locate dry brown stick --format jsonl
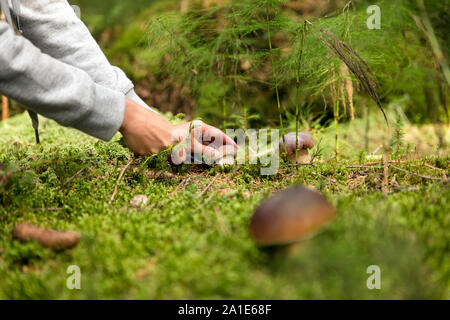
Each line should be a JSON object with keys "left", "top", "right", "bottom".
{"left": 347, "top": 159, "right": 412, "bottom": 169}
{"left": 391, "top": 165, "right": 443, "bottom": 181}
{"left": 424, "top": 163, "right": 445, "bottom": 171}
{"left": 345, "top": 161, "right": 382, "bottom": 168}
{"left": 110, "top": 157, "right": 135, "bottom": 203}
{"left": 169, "top": 176, "right": 191, "bottom": 197}
{"left": 371, "top": 145, "right": 383, "bottom": 155}
{"left": 196, "top": 166, "right": 240, "bottom": 199}
{"left": 424, "top": 163, "right": 447, "bottom": 179}
{"left": 203, "top": 192, "right": 215, "bottom": 206}
{"left": 65, "top": 168, "right": 86, "bottom": 185}
{"left": 56, "top": 168, "right": 86, "bottom": 190}
{"left": 197, "top": 174, "right": 220, "bottom": 199}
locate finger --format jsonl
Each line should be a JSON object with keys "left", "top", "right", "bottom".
{"left": 221, "top": 132, "right": 238, "bottom": 150}
{"left": 169, "top": 144, "right": 187, "bottom": 165}
{"left": 203, "top": 125, "right": 238, "bottom": 151}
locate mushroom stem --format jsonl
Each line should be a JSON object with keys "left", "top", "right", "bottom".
{"left": 288, "top": 149, "right": 311, "bottom": 164}
{"left": 216, "top": 132, "right": 314, "bottom": 165}
{"left": 279, "top": 132, "right": 314, "bottom": 164}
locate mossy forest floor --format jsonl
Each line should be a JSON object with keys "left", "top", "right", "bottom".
{"left": 0, "top": 113, "right": 449, "bottom": 299}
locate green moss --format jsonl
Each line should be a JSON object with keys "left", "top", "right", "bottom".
{"left": 0, "top": 114, "right": 448, "bottom": 299}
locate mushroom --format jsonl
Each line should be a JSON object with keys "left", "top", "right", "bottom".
{"left": 249, "top": 186, "right": 335, "bottom": 246}
{"left": 130, "top": 195, "right": 148, "bottom": 208}
{"left": 13, "top": 223, "right": 81, "bottom": 251}
{"left": 279, "top": 132, "right": 314, "bottom": 164}
{"left": 214, "top": 145, "right": 237, "bottom": 166}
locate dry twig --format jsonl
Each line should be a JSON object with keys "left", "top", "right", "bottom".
{"left": 391, "top": 165, "right": 443, "bottom": 181}
{"left": 110, "top": 158, "right": 135, "bottom": 203}
{"left": 169, "top": 177, "right": 192, "bottom": 196}
{"left": 197, "top": 175, "right": 220, "bottom": 199}
{"left": 56, "top": 168, "right": 86, "bottom": 190}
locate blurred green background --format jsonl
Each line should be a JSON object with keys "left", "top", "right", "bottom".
{"left": 66, "top": 0, "right": 449, "bottom": 131}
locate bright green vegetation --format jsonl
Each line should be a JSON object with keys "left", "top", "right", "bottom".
{"left": 1, "top": 0, "right": 448, "bottom": 300}
{"left": 0, "top": 114, "right": 448, "bottom": 299}
{"left": 74, "top": 0, "right": 448, "bottom": 127}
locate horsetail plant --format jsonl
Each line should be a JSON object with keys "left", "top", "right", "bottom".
{"left": 265, "top": 0, "right": 287, "bottom": 155}
{"left": 294, "top": 22, "right": 307, "bottom": 164}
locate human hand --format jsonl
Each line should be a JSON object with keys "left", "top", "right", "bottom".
{"left": 170, "top": 120, "right": 238, "bottom": 165}
{"left": 120, "top": 99, "right": 237, "bottom": 162}
{"left": 119, "top": 98, "right": 174, "bottom": 155}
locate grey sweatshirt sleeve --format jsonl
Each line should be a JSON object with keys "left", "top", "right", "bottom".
{"left": 0, "top": 21, "right": 126, "bottom": 141}
{"left": 14, "top": 0, "right": 156, "bottom": 112}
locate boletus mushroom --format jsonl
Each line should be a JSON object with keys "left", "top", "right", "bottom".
{"left": 13, "top": 223, "right": 81, "bottom": 251}
{"left": 250, "top": 186, "right": 335, "bottom": 246}
{"left": 279, "top": 132, "right": 314, "bottom": 164}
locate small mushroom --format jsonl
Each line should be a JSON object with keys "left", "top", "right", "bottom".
{"left": 130, "top": 195, "right": 148, "bottom": 208}
{"left": 215, "top": 145, "right": 236, "bottom": 166}
{"left": 241, "top": 60, "right": 252, "bottom": 71}
{"left": 279, "top": 132, "right": 314, "bottom": 164}
{"left": 13, "top": 223, "right": 81, "bottom": 251}
{"left": 250, "top": 186, "right": 335, "bottom": 246}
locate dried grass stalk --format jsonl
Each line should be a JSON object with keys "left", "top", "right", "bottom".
{"left": 319, "top": 29, "right": 388, "bottom": 124}
{"left": 340, "top": 63, "right": 354, "bottom": 120}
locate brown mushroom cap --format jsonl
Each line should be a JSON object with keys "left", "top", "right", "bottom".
{"left": 13, "top": 223, "right": 81, "bottom": 251}
{"left": 250, "top": 186, "right": 335, "bottom": 246}
{"left": 279, "top": 132, "right": 314, "bottom": 154}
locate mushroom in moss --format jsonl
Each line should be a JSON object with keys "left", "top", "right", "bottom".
{"left": 279, "top": 132, "right": 314, "bottom": 164}
{"left": 249, "top": 186, "right": 335, "bottom": 246}
{"left": 130, "top": 195, "right": 148, "bottom": 208}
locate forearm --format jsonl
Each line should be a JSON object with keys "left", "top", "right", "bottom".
{"left": 14, "top": 0, "right": 156, "bottom": 112}
{"left": 0, "top": 21, "right": 125, "bottom": 141}
{"left": 15, "top": 0, "right": 130, "bottom": 92}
